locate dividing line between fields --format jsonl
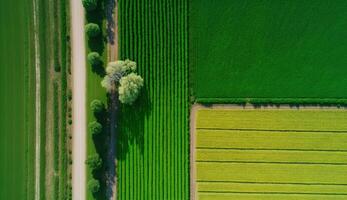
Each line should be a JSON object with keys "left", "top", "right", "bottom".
{"left": 197, "top": 191, "right": 347, "bottom": 196}
{"left": 196, "top": 180, "right": 347, "bottom": 186}
{"left": 33, "top": 0, "right": 41, "bottom": 199}
{"left": 196, "top": 127, "right": 347, "bottom": 133}
{"left": 196, "top": 147, "right": 347, "bottom": 152}
{"left": 195, "top": 160, "right": 347, "bottom": 165}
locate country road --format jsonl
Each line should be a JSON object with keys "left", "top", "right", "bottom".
{"left": 71, "top": 0, "right": 87, "bottom": 199}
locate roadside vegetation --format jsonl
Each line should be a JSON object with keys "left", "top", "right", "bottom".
{"left": 38, "top": 0, "right": 72, "bottom": 199}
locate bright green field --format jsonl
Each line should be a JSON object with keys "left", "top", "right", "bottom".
{"left": 195, "top": 108, "right": 347, "bottom": 199}
{"left": 0, "top": 0, "right": 35, "bottom": 199}
{"left": 117, "top": 0, "right": 189, "bottom": 199}
{"left": 190, "top": 0, "right": 347, "bottom": 101}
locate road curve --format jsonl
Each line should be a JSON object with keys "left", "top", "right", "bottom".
{"left": 70, "top": 0, "right": 87, "bottom": 199}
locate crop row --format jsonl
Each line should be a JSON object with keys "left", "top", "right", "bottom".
{"left": 118, "top": 0, "right": 189, "bottom": 199}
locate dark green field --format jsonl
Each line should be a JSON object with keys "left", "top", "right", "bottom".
{"left": 0, "top": 0, "right": 35, "bottom": 199}
{"left": 190, "top": 0, "right": 347, "bottom": 101}
{"left": 118, "top": 0, "right": 189, "bottom": 199}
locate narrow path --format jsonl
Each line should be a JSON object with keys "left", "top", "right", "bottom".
{"left": 70, "top": 0, "right": 87, "bottom": 199}
{"left": 106, "top": 0, "right": 118, "bottom": 199}
{"left": 33, "top": 0, "right": 41, "bottom": 198}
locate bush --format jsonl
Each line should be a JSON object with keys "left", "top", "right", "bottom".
{"left": 85, "top": 154, "right": 102, "bottom": 170}
{"left": 87, "top": 179, "right": 100, "bottom": 194}
{"left": 90, "top": 99, "right": 105, "bottom": 115}
{"left": 88, "top": 52, "right": 101, "bottom": 67}
{"left": 67, "top": 89, "right": 72, "bottom": 101}
{"left": 88, "top": 121, "right": 102, "bottom": 136}
{"left": 82, "top": 0, "right": 97, "bottom": 11}
{"left": 85, "top": 23, "right": 100, "bottom": 37}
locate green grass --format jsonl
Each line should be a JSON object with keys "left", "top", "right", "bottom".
{"left": 194, "top": 108, "right": 347, "bottom": 199}
{"left": 117, "top": 0, "right": 190, "bottom": 199}
{"left": 190, "top": 0, "right": 347, "bottom": 102}
{"left": 0, "top": 0, "right": 35, "bottom": 199}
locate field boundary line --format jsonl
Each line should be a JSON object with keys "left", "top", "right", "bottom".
{"left": 196, "top": 147, "right": 347, "bottom": 152}
{"left": 195, "top": 103, "right": 346, "bottom": 110}
{"left": 33, "top": 0, "right": 41, "bottom": 198}
{"left": 195, "top": 160, "right": 347, "bottom": 165}
{"left": 197, "top": 191, "right": 347, "bottom": 196}
{"left": 196, "top": 180, "right": 347, "bottom": 186}
{"left": 196, "top": 128, "right": 347, "bottom": 133}
{"left": 105, "top": 0, "right": 118, "bottom": 199}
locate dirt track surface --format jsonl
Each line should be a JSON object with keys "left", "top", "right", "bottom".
{"left": 71, "top": 0, "right": 87, "bottom": 199}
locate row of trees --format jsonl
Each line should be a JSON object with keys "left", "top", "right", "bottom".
{"left": 85, "top": 99, "right": 105, "bottom": 195}
{"left": 82, "top": 0, "right": 103, "bottom": 196}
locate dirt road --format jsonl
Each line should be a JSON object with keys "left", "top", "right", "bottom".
{"left": 32, "top": 0, "right": 41, "bottom": 199}
{"left": 70, "top": 0, "right": 87, "bottom": 199}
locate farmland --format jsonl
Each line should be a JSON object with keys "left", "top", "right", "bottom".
{"left": 190, "top": 0, "right": 347, "bottom": 103}
{"left": 193, "top": 107, "right": 347, "bottom": 200}
{"left": 0, "top": 0, "right": 35, "bottom": 199}
{"left": 117, "top": 0, "right": 190, "bottom": 199}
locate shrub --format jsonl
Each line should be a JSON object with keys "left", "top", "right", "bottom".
{"left": 87, "top": 52, "right": 101, "bottom": 67}
{"left": 88, "top": 121, "right": 102, "bottom": 136}
{"left": 118, "top": 73, "right": 144, "bottom": 105}
{"left": 90, "top": 99, "right": 105, "bottom": 115}
{"left": 67, "top": 89, "right": 72, "bottom": 101}
{"left": 85, "top": 23, "right": 100, "bottom": 37}
{"left": 87, "top": 179, "right": 100, "bottom": 194}
{"left": 85, "top": 154, "right": 102, "bottom": 170}
{"left": 82, "top": 0, "right": 97, "bottom": 11}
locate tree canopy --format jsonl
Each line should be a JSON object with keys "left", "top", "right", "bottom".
{"left": 85, "top": 154, "right": 102, "bottom": 170}
{"left": 87, "top": 52, "right": 101, "bottom": 67}
{"left": 85, "top": 23, "right": 100, "bottom": 37}
{"left": 90, "top": 99, "right": 105, "bottom": 115}
{"left": 82, "top": 0, "right": 98, "bottom": 11}
{"left": 118, "top": 73, "right": 144, "bottom": 104}
{"left": 87, "top": 179, "right": 100, "bottom": 194}
{"left": 101, "top": 59, "right": 143, "bottom": 104}
{"left": 88, "top": 121, "right": 102, "bottom": 136}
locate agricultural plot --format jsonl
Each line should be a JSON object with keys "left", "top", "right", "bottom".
{"left": 0, "top": 0, "right": 36, "bottom": 199}
{"left": 117, "top": 0, "right": 189, "bottom": 199}
{"left": 193, "top": 108, "right": 347, "bottom": 200}
{"left": 190, "top": 0, "right": 347, "bottom": 103}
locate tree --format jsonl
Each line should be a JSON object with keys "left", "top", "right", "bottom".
{"left": 90, "top": 99, "right": 105, "bottom": 115}
{"left": 88, "top": 179, "right": 100, "bottom": 194}
{"left": 85, "top": 154, "right": 102, "bottom": 170}
{"left": 82, "top": 0, "right": 98, "bottom": 11}
{"left": 118, "top": 73, "right": 144, "bottom": 105}
{"left": 88, "top": 121, "right": 102, "bottom": 136}
{"left": 85, "top": 23, "right": 100, "bottom": 37}
{"left": 101, "top": 59, "right": 138, "bottom": 92}
{"left": 87, "top": 52, "right": 101, "bottom": 66}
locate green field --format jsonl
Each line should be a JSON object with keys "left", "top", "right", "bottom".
{"left": 194, "top": 108, "right": 347, "bottom": 199}
{"left": 117, "top": 0, "right": 190, "bottom": 199}
{"left": 190, "top": 0, "right": 347, "bottom": 102}
{"left": 0, "top": 0, "right": 36, "bottom": 199}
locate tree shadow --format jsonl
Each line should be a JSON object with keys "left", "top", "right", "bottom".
{"left": 90, "top": 108, "right": 109, "bottom": 200}
{"left": 91, "top": 62, "right": 106, "bottom": 77}
{"left": 116, "top": 86, "right": 151, "bottom": 160}
{"left": 88, "top": 35, "right": 106, "bottom": 55}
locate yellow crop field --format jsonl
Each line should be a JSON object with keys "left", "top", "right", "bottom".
{"left": 192, "top": 108, "right": 347, "bottom": 200}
